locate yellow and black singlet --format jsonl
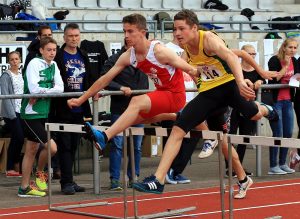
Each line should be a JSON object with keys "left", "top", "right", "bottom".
{"left": 184, "top": 30, "right": 235, "bottom": 92}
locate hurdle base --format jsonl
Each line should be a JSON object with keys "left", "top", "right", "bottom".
{"left": 50, "top": 201, "right": 122, "bottom": 219}
{"left": 129, "top": 206, "right": 196, "bottom": 219}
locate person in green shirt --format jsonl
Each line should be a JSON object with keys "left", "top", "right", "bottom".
{"left": 18, "top": 37, "right": 64, "bottom": 198}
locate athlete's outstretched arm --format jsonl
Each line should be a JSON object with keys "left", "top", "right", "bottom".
{"left": 67, "top": 50, "right": 130, "bottom": 108}
{"left": 232, "top": 49, "right": 277, "bottom": 80}
{"left": 154, "top": 44, "right": 199, "bottom": 77}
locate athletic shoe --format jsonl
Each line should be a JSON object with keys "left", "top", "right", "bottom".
{"left": 279, "top": 164, "right": 295, "bottom": 174}
{"left": 165, "top": 169, "right": 177, "bottom": 184}
{"left": 6, "top": 170, "right": 22, "bottom": 177}
{"left": 84, "top": 122, "right": 106, "bottom": 151}
{"left": 18, "top": 185, "right": 46, "bottom": 197}
{"left": 289, "top": 150, "right": 300, "bottom": 169}
{"left": 198, "top": 140, "right": 218, "bottom": 159}
{"left": 268, "top": 166, "right": 287, "bottom": 175}
{"left": 61, "top": 183, "right": 76, "bottom": 195}
{"left": 234, "top": 176, "right": 253, "bottom": 199}
{"left": 35, "top": 171, "right": 48, "bottom": 191}
{"left": 174, "top": 174, "right": 191, "bottom": 184}
{"left": 110, "top": 180, "right": 123, "bottom": 191}
{"left": 72, "top": 182, "right": 85, "bottom": 192}
{"left": 225, "top": 169, "right": 237, "bottom": 178}
{"left": 262, "top": 103, "right": 279, "bottom": 121}
{"left": 132, "top": 175, "right": 164, "bottom": 194}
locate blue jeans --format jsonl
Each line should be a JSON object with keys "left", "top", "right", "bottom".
{"left": 109, "top": 114, "right": 143, "bottom": 181}
{"left": 269, "top": 100, "right": 294, "bottom": 168}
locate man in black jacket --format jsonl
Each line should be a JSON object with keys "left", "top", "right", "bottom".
{"left": 101, "top": 41, "right": 149, "bottom": 190}
{"left": 52, "top": 23, "right": 97, "bottom": 195}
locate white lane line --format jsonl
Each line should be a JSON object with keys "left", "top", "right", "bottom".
{"left": 0, "top": 209, "right": 49, "bottom": 217}
{"left": 159, "top": 200, "right": 300, "bottom": 218}
{"left": 2, "top": 181, "right": 300, "bottom": 216}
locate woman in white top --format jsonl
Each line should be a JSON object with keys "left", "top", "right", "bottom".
{"left": 0, "top": 51, "right": 24, "bottom": 177}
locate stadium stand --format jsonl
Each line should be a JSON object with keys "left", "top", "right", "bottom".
{"left": 182, "top": 0, "right": 202, "bottom": 10}
{"left": 98, "top": 0, "right": 119, "bottom": 8}
{"left": 212, "top": 14, "right": 232, "bottom": 31}
{"left": 231, "top": 14, "right": 252, "bottom": 30}
{"left": 221, "top": 0, "right": 239, "bottom": 10}
{"left": 142, "top": 0, "right": 162, "bottom": 9}
{"left": 162, "top": 0, "right": 182, "bottom": 9}
{"left": 258, "top": 0, "right": 274, "bottom": 10}
{"left": 250, "top": 14, "right": 271, "bottom": 30}
{"left": 106, "top": 14, "right": 123, "bottom": 31}
{"left": 240, "top": 0, "right": 258, "bottom": 10}
{"left": 83, "top": 13, "right": 106, "bottom": 31}
{"left": 120, "top": 0, "right": 142, "bottom": 9}
{"left": 53, "top": 0, "right": 76, "bottom": 8}
{"left": 76, "top": 0, "right": 99, "bottom": 8}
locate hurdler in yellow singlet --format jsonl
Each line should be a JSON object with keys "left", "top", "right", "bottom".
{"left": 184, "top": 30, "right": 235, "bottom": 92}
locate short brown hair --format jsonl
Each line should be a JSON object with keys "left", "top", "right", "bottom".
{"left": 174, "top": 9, "right": 199, "bottom": 28}
{"left": 40, "top": 37, "right": 57, "bottom": 48}
{"left": 38, "top": 25, "right": 52, "bottom": 36}
{"left": 122, "top": 13, "right": 147, "bottom": 30}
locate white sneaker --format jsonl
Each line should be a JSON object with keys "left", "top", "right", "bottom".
{"left": 268, "top": 166, "right": 287, "bottom": 175}
{"left": 279, "top": 164, "right": 295, "bottom": 174}
{"left": 198, "top": 140, "right": 218, "bottom": 159}
{"left": 234, "top": 176, "right": 253, "bottom": 199}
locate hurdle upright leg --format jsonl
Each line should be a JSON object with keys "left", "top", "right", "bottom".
{"left": 129, "top": 129, "right": 138, "bottom": 218}
{"left": 123, "top": 130, "right": 129, "bottom": 219}
{"left": 217, "top": 132, "right": 225, "bottom": 219}
{"left": 227, "top": 135, "right": 234, "bottom": 219}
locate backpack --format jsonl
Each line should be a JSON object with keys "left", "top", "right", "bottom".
{"left": 241, "top": 8, "right": 255, "bottom": 21}
{"left": 153, "top": 12, "right": 173, "bottom": 31}
{"left": 0, "top": 4, "right": 16, "bottom": 31}
{"left": 270, "top": 16, "right": 297, "bottom": 30}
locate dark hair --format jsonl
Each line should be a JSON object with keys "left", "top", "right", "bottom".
{"left": 122, "top": 13, "right": 147, "bottom": 30}
{"left": 38, "top": 25, "right": 52, "bottom": 36}
{"left": 64, "top": 23, "right": 80, "bottom": 33}
{"left": 40, "top": 37, "right": 57, "bottom": 48}
{"left": 174, "top": 9, "right": 199, "bottom": 28}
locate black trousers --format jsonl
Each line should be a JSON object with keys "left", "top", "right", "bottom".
{"left": 56, "top": 113, "right": 83, "bottom": 186}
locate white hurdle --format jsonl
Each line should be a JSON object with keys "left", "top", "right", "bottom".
{"left": 45, "top": 123, "right": 224, "bottom": 218}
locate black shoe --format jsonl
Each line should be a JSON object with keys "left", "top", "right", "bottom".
{"left": 225, "top": 170, "right": 237, "bottom": 178}
{"left": 204, "top": 0, "right": 228, "bottom": 10}
{"left": 72, "top": 182, "right": 85, "bottom": 192}
{"left": 61, "top": 183, "right": 76, "bottom": 195}
{"left": 244, "top": 170, "right": 253, "bottom": 176}
{"left": 132, "top": 175, "right": 164, "bottom": 194}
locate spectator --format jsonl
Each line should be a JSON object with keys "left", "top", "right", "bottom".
{"left": 225, "top": 44, "right": 264, "bottom": 177}
{"left": 0, "top": 51, "right": 24, "bottom": 177}
{"left": 18, "top": 37, "right": 64, "bottom": 197}
{"left": 268, "top": 38, "right": 298, "bottom": 175}
{"left": 53, "top": 23, "right": 95, "bottom": 195}
{"left": 23, "top": 25, "right": 60, "bottom": 178}
{"left": 100, "top": 40, "right": 148, "bottom": 190}
{"left": 23, "top": 25, "right": 53, "bottom": 73}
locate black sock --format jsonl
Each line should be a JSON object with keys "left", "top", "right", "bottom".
{"left": 103, "top": 132, "right": 108, "bottom": 143}
{"left": 239, "top": 176, "right": 248, "bottom": 184}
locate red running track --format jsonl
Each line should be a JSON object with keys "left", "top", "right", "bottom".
{"left": 1, "top": 178, "right": 300, "bottom": 218}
